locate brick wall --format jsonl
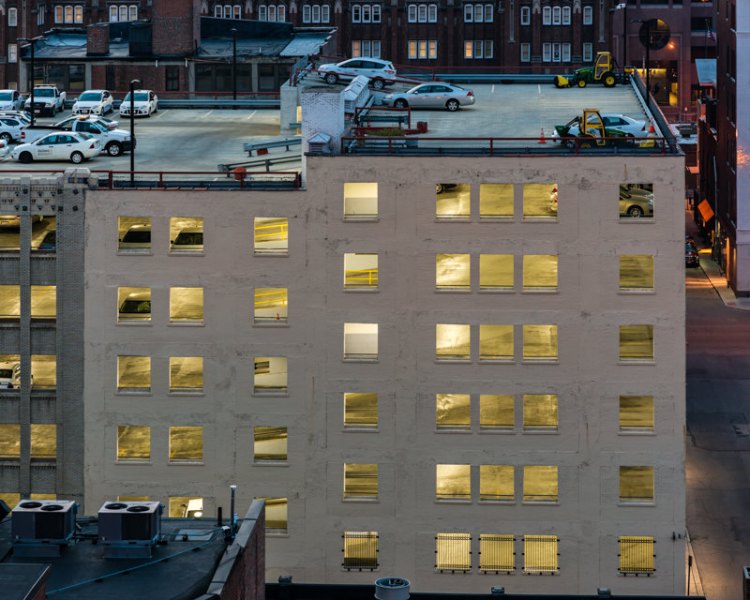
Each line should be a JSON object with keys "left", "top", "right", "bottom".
{"left": 151, "top": 0, "right": 201, "bottom": 57}
{"left": 87, "top": 23, "right": 110, "bottom": 56}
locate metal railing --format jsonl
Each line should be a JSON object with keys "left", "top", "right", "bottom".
{"left": 618, "top": 536, "right": 656, "bottom": 574}
{"left": 479, "top": 534, "right": 515, "bottom": 572}
{"left": 344, "top": 268, "right": 378, "bottom": 288}
{"left": 342, "top": 531, "right": 379, "bottom": 570}
{"left": 523, "top": 535, "right": 559, "bottom": 574}
{"left": 435, "top": 533, "right": 472, "bottom": 571}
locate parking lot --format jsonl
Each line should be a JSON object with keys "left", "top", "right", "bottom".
{"left": 0, "top": 82, "right": 654, "bottom": 173}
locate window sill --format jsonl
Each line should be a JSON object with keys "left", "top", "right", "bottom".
{"left": 618, "top": 500, "right": 655, "bottom": 507}
{"left": 169, "top": 251, "right": 205, "bottom": 257}
{"left": 479, "top": 216, "right": 514, "bottom": 222}
{"left": 168, "top": 461, "right": 205, "bottom": 466}
{"left": 618, "top": 429, "right": 656, "bottom": 436}
{"left": 435, "top": 498, "right": 471, "bottom": 504}
{"left": 618, "top": 288, "right": 655, "bottom": 295}
{"left": 116, "top": 460, "right": 152, "bottom": 465}
{"left": 117, "top": 320, "right": 152, "bottom": 326}
{"left": 435, "top": 217, "right": 471, "bottom": 223}
{"left": 522, "top": 288, "right": 558, "bottom": 294}
{"left": 479, "top": 499, "right": 515, "bottom": 505}
{"left": 617, "top": 360, "right": 655, "bottom": 366}
{"left": 343, "top": 565, "right": 380, "bottom": 572}
{"left": 169, "top": 321, "right": 205, "bottom": 327}
{"left": 117, "top": 250, "right": 152, "bottom": 256}
{"left": 168, "top": 390, "right": 205, "bottom": 396}
{"left": 434, "top": 358, "right": 471, "bottom": 364}
{"left": 267, "top": 530, "right": 289, "bottom": 538}
{"left": 253, "top": 460, "right": 289, "bottom": 466}
{"left": 253, "top": 390, "right": 289, "bottom": 397}
{"left": 253, "top": 252, "right": 289, "bottom": 257}
{"left": 253, "top": 320, "right": 290, "bottom": 327}
{"left": 343, "top": 287, "right": 379, "bottom": 293}
{"left": 343, "top": 216, "right": 379, "bottom": 223}
{"left": 479, "top": 358, "right": 514, "bottom": 364}
{"left": 436, "top": 427, "right": 472, "bottom": 433}
{"left": 479, "top": 427, "right": 515, "bottom": 434}
{"left": 343, "top": 357, "right": 379, "bottom": 363}
{"left": 522, "top": 428, "right": 559, "bottom": 434}
{"left": 522, "top": 217, "right": 557, "bottom": 223}
{"left": 343, "top": 426, "right": 379, "bottom": 433}
{"left": 522, "top": 358, "right": 559, "bottom": 364}
{"left": 435, "top": 287, "right": 471, "bottom": 293}
{"left": 522, "top": 500, "right": 559, "bottom": 506}
{"left": 479, "top": 287, "right": 515, "bottom": 293}
{"left": 116, "top": 389, "right": 152, "bottom": 395}
{"left": 342, "top": 497, "right": 379, "bottom": 503}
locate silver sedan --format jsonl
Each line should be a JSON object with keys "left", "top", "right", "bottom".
{"left": 382, "top": 83, "right": 476, "bottom": 112}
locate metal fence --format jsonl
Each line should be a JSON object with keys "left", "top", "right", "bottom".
{"left": 435, "top": 533, "right": 472, "bottom": 571}
{"left": 618, "top": 536, "right": 655, "bottom": 575}
{"left": 479, "top": 534, "right": 515, "bottom": 572}
{"left": 523, "top": 535, "right": 559, "bottom": 574}
{"left": 343, "top": 531, "right": 379, "bottom": 570}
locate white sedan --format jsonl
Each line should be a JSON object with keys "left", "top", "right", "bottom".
{"left": 119, "top": 89, "right": 158, "bottom": 117}
{"left": 11, "top": 132, "right": 101, "bottom": 164}
{"left": 382, "top": 83, "right": 476, "bottom": 112}
{"left": 565, "top": 113, "right": 648, "bottom": 138}
{"left": 72, "top": 89, "right": 114, "bottom": 115}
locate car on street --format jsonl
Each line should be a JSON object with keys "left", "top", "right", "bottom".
{"left": 685, "top": 241, "right": 700, "bottom": 268}
{"left": 0, "top": 90, "right": 24, "bottom": 112}
{"left": 382, "top": 83, "right": 476, "bottom": 112}
{"left": 119, "top": 224, "right": 151, "bottom": 250}
{"left": 11, "top": 131, "right": 101, "bottom": 164}
{"left": 171, "top": 228, "right": 204, "bottom": 252}
{"left": 619, "top": 184, "right": 654, "bottom": 218}
{"left": 0, "top": 115, "right": 27, "bottom": 143}
{"left": 119, "top": 90, "right": 158, "bottom": 117}
{"left": 72, "top": 89, "right": 114, "bottom": 115}
{"left": 318, "top": 58, "right": 397, "bottom": 89}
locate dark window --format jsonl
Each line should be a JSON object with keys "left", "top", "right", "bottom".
{"left": 165, "top": 67, "right": 180, "bottom": 92}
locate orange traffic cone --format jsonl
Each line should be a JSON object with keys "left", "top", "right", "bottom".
{"left": 539, "top": 127, "right": 547, "bottom": 144}
{"left": 648, "top": 123, "right": 655, "bottom": 134}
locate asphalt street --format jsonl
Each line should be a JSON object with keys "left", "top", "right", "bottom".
{"left": 686, "top": 214, "right": 750, "bottom": 600}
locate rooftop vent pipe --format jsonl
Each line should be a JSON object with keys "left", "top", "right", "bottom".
{"left": 374, "top": 577, "right": 410, "bottom": 600}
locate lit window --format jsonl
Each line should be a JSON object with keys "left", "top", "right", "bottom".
{"left": 619, "top": 184, "right": 654, "bottom": 219}
{"left": 344, "top": 254, "right": 378, "bottom": 289}
{"left": 168, "top": 496, "right": 203, "bottom": 518}
{"left": 522, "top": 325, "right": 558, "bottom": 360}
{"left": 435, "top": 533, "right": 471, "bottom": 571}
{"left": 31, "top": 286, "right": 56, "bottom": 319}
{"left": 169, "top": 357, "right": 203, "bottom": 392}
{"left": 254, "top": 426, "right": 287, "bottom": 461}
{"left": 254, "top": 356, "right": 287, "bottom": 393}
{"left": 0, "top": 493, "right": 20, "bottom": 509}
{"left": 254, "top": 288, "right": 288, "bottom": 322}
{"left": 436, "top": 183, "right": 470, "bottom": 219}
{"left": 30, "top": 494, "right": 57, "bottom": 500}
{"left": 619, "top": 466, "right": 654, "bottom": 502}
{"left": 523, "top": 183, "right": 557, "bottom": 220}
{"left": 118, "top": 217, "right": 151, "bottom": 253}
{"left": 0, "top": 424, "right": 20, "bottom": 458}
{"left": 0, "top": 285, "right": 19, "bottom": 318}
{"left": 523, "top": 535, "right": 559, "bottom": 573}
{"left": 118, "top": 287, "right": 151, "bottom": 323}
{"left": 343, "top": 531, "right": 378, "bottom": 569}
{"left": 254, "top": 217, "right": 288, "bottom": 254}
{"left": 619, "top": 255, "right": 654, "bottom": 290}
{"left": 344, "top": 392, "right": 378, "bottom": 428}
{"left": 30, "top": 424, "right": 56, "bottom": 460}
{"left": 523, "top": 465, "right": 558, "bottom": 502}
{"left": 479, "top": 184, "right": 513, "bottom": 218}
{"left": 479, "top": 325, "right": 514, "bottom": 360}
{"left": 170, "top": 217, "right": 204, "bottom": 253}
{"left": 479, "top": 395, "right": 514, "bottom": 429}
{"left": 117, "top": 355, "right": 151, "bottom": 391}
{"left": 523, "top": 255, "right": 558, "bottom": 290}
{"left": 343, "top": 323, "right": 378, "bottom": 360}
{"left": 169, "top": 287, "right": 203, "bottom": 323}
{"left": 479, "top": 255, "right": 514, "bottom": 290}
{"left": 480, "top": 534, "right": 515, "bottom": 572}
{"left": 257, "top": 497, "right": 288, "bottom": 531}
{"left": 436, "top": 393, "right": 470, "bottom": 429}
{"left": 436, "top": 464, "right": 471, "bottom": 500}
{"left": 619, "top": 325, "right": 654, "bottom": 361}
{"left": 618, "top": 536, "right": 656, "bottom": 574}
{"left": 343, "top": 183, "right": 378, "bottom": 219}
{"left": 523, "top": 394, "right": 558, "bottom": 430}
{"left": 343, "top": 463, "right": 378, "bottom": 499}
{"left": 480, "top": 465, "right": 514, "bottom": 501}
{"left": 436, "top": 254, "right": 470, "bottom": 290}
{"left": 619, "top": 395, "right": 654, "bottom": 431}
{"left": 117, "top": 425, "right": 151, "bottom": 461}
{"left": 31, "top": 355, "right": 56, "bottom": 389}
{"left": 436, "top": 323, "right": 470, "bottom": 360}
{"left": 169, "top": 426, "right": 204, "bottom": 462}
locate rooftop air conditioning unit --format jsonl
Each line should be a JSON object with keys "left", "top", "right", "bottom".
{"left": 307, "top": 132, "right": 333, "bottom": 155}
{"left": 343, "top": 75, "right": 371, "bottom": 114}
{"left": 98, "top": 501, "right": 163, "bottom": 546}
{"left": 11, "top": 500, "right": 77, "bottom": 556}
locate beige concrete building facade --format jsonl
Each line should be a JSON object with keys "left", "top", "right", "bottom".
{"left": 83, "top": 152, "right": 686, "bottom": 594}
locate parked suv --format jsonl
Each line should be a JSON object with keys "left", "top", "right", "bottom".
{"left": 318, "top": 58, "right": 397, "bottom": 89}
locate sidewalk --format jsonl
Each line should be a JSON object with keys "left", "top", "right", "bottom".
{"left": 685, "top": 209, "right": 750, "bottom": 310}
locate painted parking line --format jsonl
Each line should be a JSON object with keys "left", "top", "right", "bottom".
{"left": 245, "top": 111, "right": 257, "bottom": 120}
{"left": 153, "top": 110, "right": 168, "bottom": 118}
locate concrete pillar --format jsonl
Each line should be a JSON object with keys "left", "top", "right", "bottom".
{"left": 279, "top": 81, "right": 300, "bottom": 135}
{"left": 251, "top": 62, "right": 259, "bottom": 93}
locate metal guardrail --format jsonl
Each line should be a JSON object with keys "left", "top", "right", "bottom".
{"left": 243, "top": 137, "right": 301, "bottom": 155}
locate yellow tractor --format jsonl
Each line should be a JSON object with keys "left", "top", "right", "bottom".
{"left": 554, "top": 52, "right": 630, "bottom": 88}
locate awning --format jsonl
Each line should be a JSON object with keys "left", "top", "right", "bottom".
{"left": 698, "top": 199, "right": 715, "bottom": 222}
{"left": 694, "top": 59, "right": 717, "bottom": 87}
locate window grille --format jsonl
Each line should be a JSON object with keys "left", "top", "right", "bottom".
{"left": 618, "top": 536, "right": 655, "bottom": 574}
{"left": 523, "top": 535, "right": 559, "bottom": 573}
{"left": 343, "top": 531, "right": 379, "bottom": 569}
{"left": 479, "top": 534, "right": 515, "bottom": 572}
{"left": 435, "top": 533, "right": 472, "bottom": 571}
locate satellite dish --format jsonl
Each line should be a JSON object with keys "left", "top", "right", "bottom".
{"left": 639, "top": 19, "right": 671, "bottom": 51}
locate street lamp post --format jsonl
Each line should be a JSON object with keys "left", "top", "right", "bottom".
{"left": 129, "top": 79, "right": 141, "bottom": 187}
{"left": 18, "top": 37, "right": 40, "bottom": 127}
{"left": 231, "top": 28, "right": 238, "bottom": 101}
{"left": 611, "top": 2, "right": 628, "bottom": 68}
